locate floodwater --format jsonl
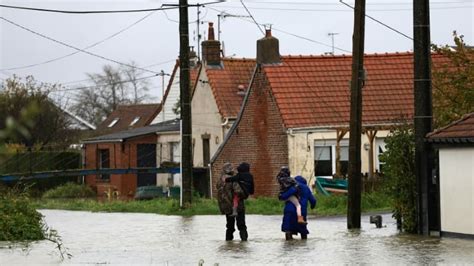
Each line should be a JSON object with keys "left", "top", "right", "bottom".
{"left": 1, "top": 210, "right": 473, "bottom": 265}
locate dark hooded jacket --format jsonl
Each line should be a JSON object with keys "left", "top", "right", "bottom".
{"left": 279, "top": 176, "right": 317, "bottom": 234}
{"left": 225, "top": 162, "right": 255, "bottom": 198}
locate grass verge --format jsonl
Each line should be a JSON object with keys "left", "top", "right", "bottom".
{"left": 33, "top": 191, "right": 392, "bottom": 216}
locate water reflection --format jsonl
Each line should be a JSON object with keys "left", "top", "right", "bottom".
{"left": 0, "top": 210, "right": 473, "bottom": 265}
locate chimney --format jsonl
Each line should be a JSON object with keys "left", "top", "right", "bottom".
{"left": 201, "top": 22, "right": 221, "bottom": 66}
{"left": 257, "top": 28, "right": 280, "bottom": 64}
{"left": 189, "top": 46, "right": 198, "bottom": 68}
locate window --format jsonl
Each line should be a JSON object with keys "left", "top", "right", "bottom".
{"left": 375, "top": 139, "right": 386, "bottom": 173}
{"left": 170, "top": 142, "right": 180, "bottom": 163}
{"left": 314, "top": 140, "right": 349, "bottom": 177}
{"left": 108, "top": 118, "right": 119, "bottom": 128}
{"left": 315, "top": 146, "right": 332, "bottom": 176}
{"left": 129, "top": 116, "right": 141, "bottom": 126}
{"left": 98, "top": 149, "right": 110, "bottom": 180}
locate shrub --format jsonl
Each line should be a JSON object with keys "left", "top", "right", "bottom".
{"left": 0, "top": 186, "right": 45, "bottom": 241}
{"left": 43, "top": 183, "right": 96, "bottom": 199}
{"left": 380, "top": 126, "right": 417, "bottom": 233}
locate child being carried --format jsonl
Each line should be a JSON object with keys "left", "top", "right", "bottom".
{"left": 277, "top": 166, "right": 306, "bottom": 224}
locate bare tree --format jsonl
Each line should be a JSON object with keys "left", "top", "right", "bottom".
{"left": 71, "top": 63, "right": 154, "bottom": 126}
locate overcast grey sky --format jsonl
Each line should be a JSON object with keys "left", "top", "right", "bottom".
{"left": 0, "top": 0, "right": 472, "bottom": 105}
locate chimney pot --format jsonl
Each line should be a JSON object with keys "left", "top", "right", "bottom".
{"left": 208, "top": 22, "right": 215, "bottom": 41}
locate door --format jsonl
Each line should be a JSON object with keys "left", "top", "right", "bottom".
{"left": 137, "top": 144, "right": 157, "bottom": 187}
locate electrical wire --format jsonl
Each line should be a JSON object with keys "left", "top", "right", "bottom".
{"left": 0, "top": 16, "right": 160, "bottom": 75}
{"left": 0, "top": 4, "right": 177, "bottom": 14}
{"left": 339, "top": 0, "right": 413, "bottom": 40}
{"left": 240, "top": 0, "right": 265, "bottom": 35}
{"left": 0, "top": 11, "right": 158, "bottom": 71}
{"left": 53, "top": 74, "right": 161, "bottom": 92}
{"left": 207, "top": 6, "right": 351, "bottom": 53}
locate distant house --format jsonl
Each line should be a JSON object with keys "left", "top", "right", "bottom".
{"left": 95, "top": 104, "right": 161, "bottom": 136}
{"left": 427, "top": 112, "right": 474, "bottom": 238}
{"left": 82, "top": 119, "right": 180, "bottom": 199}
{"left": 191, "top": 22, "right": 255, "bottom": 168}
{"left": 210, "top": 29, "right": 448, "bottom": 197}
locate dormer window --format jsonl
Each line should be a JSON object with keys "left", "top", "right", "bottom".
{"left": 108, "top": 118, "right": 119, "bottom": 128}
{"left": 130, "top": 116, "right": 141, "bottom": 126}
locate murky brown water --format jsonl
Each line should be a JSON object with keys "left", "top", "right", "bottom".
{"left": 1, "top": 210, "right": 473, "bottom": 265}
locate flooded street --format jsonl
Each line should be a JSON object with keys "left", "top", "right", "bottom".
{"left": 1, "top": 210, "right": 473, "bottom": 265}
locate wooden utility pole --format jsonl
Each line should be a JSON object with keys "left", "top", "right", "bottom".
{"left": 179, "top": 0, "right": 193, "bottom": 205}
{"left": 347, "top": 0, "right": 366, "bottom": 229}
{"left": 413, "top": 0, "right": 432, "bottom": 235}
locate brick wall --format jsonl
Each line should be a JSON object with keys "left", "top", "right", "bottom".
{"left": 211, "top": 66, "right": 288, "bottom": 197}
{"left": 84, "top": 134, "right": 157, "bottom": 200}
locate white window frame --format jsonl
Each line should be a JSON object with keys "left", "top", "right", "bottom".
{"left": 314, "top": 139, "right": 349, "bottom": 177}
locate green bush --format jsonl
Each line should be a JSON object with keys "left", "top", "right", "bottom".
{"left": 380, "top": 126, "right": 417, "bottom": 233}
{"left": 43, "top": 183, "right": 96, "bottom": 199}
{"left": 0, "top": 187, "right": 45, "bottom": 241}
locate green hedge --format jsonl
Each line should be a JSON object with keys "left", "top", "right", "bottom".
{"left": 43, "top": 183, "right": 96, "bottom": 199}
{"left": 0, "top": 151, "right": 81, "bottom": 195}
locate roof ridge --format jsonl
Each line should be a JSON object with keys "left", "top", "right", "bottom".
{"left": 427, "top": 112, "right": 474, "bottom": 138}
{"left": 280, "top": 51, "right": 414, "bottom": 59}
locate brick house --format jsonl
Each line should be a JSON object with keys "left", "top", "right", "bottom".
{"left": 82, "top": 119, "right": 180, "bottom": 199}
{"left": 427, "top": 113, "right": 474, "bottom": 238}
{"left": 191, "top": 22, "right": 255, "bottom": 168}
{"left": 210, "top": 29, "right": 448, "bottom": 197}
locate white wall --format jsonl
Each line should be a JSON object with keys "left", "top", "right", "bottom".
{"left": 287, "top": 129, "right": 390, "bottom": 183}
{"left": 191, "top": 69, "right": 231, "bottom": 167}
{"left": 152, "top": 68, "right": 180, "bottom": 124}
{"left": 439, "top": 147, "right": 474, "bottom": 235}
{"left": 156, "top": 133, "right": 181, "bottom": 187}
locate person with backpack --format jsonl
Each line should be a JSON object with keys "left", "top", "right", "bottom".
{"left": 223, "top": 162, "right": 254, "bottom": 241}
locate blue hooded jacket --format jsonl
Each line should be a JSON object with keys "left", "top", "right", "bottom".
{"left": 279, "top": 176, "right": 317, "bottom": 234}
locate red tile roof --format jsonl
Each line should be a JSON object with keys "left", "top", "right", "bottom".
{"left": 427, "top": 112, "right": 474, "bottom": 143}
{"left": 95, "top": 104, "right": 161, "bottom": 135}
{"left": 205, "top": 58, "right": 256, "bottom": 118}
{"left": 263, "top": 52, "right": 448, "bottom": 129}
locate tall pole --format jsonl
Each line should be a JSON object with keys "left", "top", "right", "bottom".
{"left": 179, "top": 0, "right": 193, "bottom": 205}
{"left": 347, "top": 0, "right": 366, "bottom": 229}
{"left": 161, "top": 70, "right": 165, "bottom": 122}
{"left": 413, "top": 0, "right": 432, "bottom": 235}
{"left": 196, "top": 4, "right": 201, "bottom": 60}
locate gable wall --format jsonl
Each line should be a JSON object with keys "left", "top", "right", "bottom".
{"left": 211, "top": 67, "right": 288, "bottom": 197}
{"left": 192, "top": 69, "right": 227, "bottom": 167}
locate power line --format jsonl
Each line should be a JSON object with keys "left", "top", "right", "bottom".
{"left": 240, "top": 0, "right": 265, "bottom": 35}
{"left": 0, "top": 16, "right": 160, "bottom": 75}
{"left": 207, "top": 6, "right": 351, "bottom": 53}
{"left": 339, "top": 0, "right": 413, "bottom": 40}
{"left": 0, "top": 11, "right": 158, "bottom": 71}
{"left": 54, "top": 74, "right": 164, "bottom": 92}
{"left": 0, "top": 4, "right": 177, "bottom": 14}
{"left": 213, "top": 4, "right": 473, "bottom": 12}
{"left": 239, "top": 0, "right": 472, "bottom": 6}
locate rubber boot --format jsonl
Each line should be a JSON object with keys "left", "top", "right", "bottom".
{"left": 285, "top": 232, "right": 293, "bottom": 241}
{"left": 301, "top": 234, "right": 307, "bottom": 240}
{"left": 239, "top": 230, "right": 248, "bottom": 241}
{"left": 226, "top": 231, "right": 234, "bottom": 241}
{"left": 297, "top": 215, "right": 307, "bottom": 224}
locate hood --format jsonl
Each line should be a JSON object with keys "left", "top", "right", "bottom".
{"left": 237, "top": 162, "right": 250, "bottom": 173}
{"left": 222, "top": 162, "right": 234, "bottom": 174}
{"left": 295, "top": 175, "right": 307, "bottom": 185}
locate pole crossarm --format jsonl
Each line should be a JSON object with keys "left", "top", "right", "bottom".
{"left": 0, "top": 167, "right": 180, "bottom": 181}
